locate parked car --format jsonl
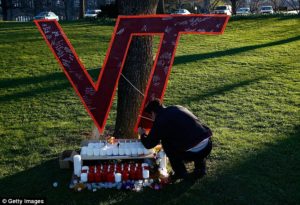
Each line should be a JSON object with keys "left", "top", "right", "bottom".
{"left": 260, "top": 6, "right": 274, "bottom": 14}
{"left": 213, "top": 5, "right": 232, "bottom": 15}
{"left": 34, "top": 11, "right": 59, "bottom": 21}
{"left": 171, "top": 9, "right": 191, "bottom": 15}
{"left": 84, "top": 9, "right": 102, "bottom": 19}
{"left": 236, "top": 7, "right": 251, "bottom": 15}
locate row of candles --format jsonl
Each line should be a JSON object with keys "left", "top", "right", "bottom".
{"left": 80, "top": 141, "right": 154, "bottom": 157}
{"left": 80, "top": 163, "right": 150, "bottom": 183}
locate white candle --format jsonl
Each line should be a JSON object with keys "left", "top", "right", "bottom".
{"left": 119, "top": 148, "right": 125, "bottom": 155}
{"left": 137, "top": 148, "right": 144, "bottom": 155}
{"left": 80, "top": 146, "right": 87, "bottom": 155}
{"left": 143, "top": 148, "right": 150, "bottom": 155}
{"left": 158, "top": 150, "right": 167, "bottom": 170}
{"left": 131, "top": 147, "right": 138, "bottom": 155}
{"left": 93, "top": 148, "right": 100, "bottom": 156}
{"left": 87, "top": 147, "right": 93, "bottom": 156}
{"left": 73, "top": 155, "right": 82, "bottom": 177}
{"left": 100, "top": 147, "right": 107, "bottom": 156}
{"left": 125, "top": 148, "right": 131, "bottom": 156}
{"left": 80, "top": 173, "right": 88, "bottom": 182}
{"left": 115, "top": 173, "right": 122, "bottom": 183}
{"left": 143, "top": 170, "right": 150, "bottom": 179}
{"left": 112, "top": 147, "right": 119, "bottom": 156}
{"left": 106, "top": 147, "right": 113, "bottom": 156}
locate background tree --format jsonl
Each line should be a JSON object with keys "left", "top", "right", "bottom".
{"left": 1, "top": 0, "right": 9, "bottom": 20}
{"left": 270, "top": 0, "right": 281, "bottom": 11}
{"left": 63, "top": 0, "right": 72, "bottom": 20}
{"left": 210, "top": 0, "right": 220, "bottom": 11}
{"left": 114, "top": 0, "right": 159, "bottom": 139}
{"left": 79, "top": 0, "right": 85, "bottom": 19}
{"left": 157, "top": 0, "right": 165, "bottom": 14}
{"left": 282, "top": 0, "right": 300, "bottom": 14}
{"left": 250, "top": 0, "right": 261, "bottom": 13}
{"left": 230, "top": 0, "right": 238, "bottom": 14}
{"left": 204, "top": 0, "right": 211, "bottom": 13}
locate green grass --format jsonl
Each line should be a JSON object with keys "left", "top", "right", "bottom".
{"left": 0, "top": 16, "right": 299, "bottom": 205}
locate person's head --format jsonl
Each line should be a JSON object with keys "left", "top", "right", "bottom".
{"left": 144, "top": 99, "right": 163, "bottom": 119}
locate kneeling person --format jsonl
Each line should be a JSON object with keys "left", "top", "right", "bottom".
{"left": 139, "top": 99, "right": 212, "bottom": 180}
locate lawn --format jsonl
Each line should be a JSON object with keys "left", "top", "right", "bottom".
{"left": 0, "top": 15, "right": 299, "bottom": 205}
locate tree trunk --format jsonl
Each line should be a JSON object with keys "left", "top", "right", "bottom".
{"left": 33, "top": 0, "right": 43, "bottom": 16}
{"left": 79, "top": 0, "right": 85, "bottom": 19}
{"left": 157, "top": 0, "right": 165, "bottom": 14}
{"left": 114, "top": 0, "right": 158, "bottom": 139}
{"left": 204, "top": 0, "right": 210, "bottom": 13}
{"left": 231, "top": 0, "right": 237, "bottom": 15}
{"left": 1, "top": 0, "right": 8, "bottom": 20}
{"left": 64, "top": 0, "right": 72, "bottom": 20}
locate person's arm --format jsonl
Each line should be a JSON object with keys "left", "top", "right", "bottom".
{"left": 139, "top": 121, "right": 161, "bottom": 149}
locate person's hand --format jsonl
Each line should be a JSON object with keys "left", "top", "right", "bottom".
{"left": 138, "top": 127, "right": 146, "bottom": 136}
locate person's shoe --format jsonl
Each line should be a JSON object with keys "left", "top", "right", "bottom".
{"left": 194, "top": 161, "right": 207, "bottom": 179}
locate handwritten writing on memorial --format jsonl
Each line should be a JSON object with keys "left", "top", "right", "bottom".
{"left": 35, "top": 15, "right": 229, "bottom": 133}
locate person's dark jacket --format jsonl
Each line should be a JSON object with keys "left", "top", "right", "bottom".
{"left": 141, "top": 105, "right": 212, "bottom": 156}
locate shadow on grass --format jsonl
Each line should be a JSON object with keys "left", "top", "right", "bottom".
{"left": 174, "top": 125, "right": 300, "bottom": 205}
{"left": 174, "top": 35, "right": 300, "bottom": 65}
{"left": 0, "top": 71, "right": 261, "bottom": 104}
{"left": 179, "top": 76, "right": 266, "bottom": 104}
{"left": 0, "top": 126, "right": 298, "bottom": 205}
{"left": 1, "top": 35, "right": 299, "bottom": 103}
{"left": 112, "top": 125, "right": 300, "bottom": 205}
{"left": 0, "top": 68, "right": 99, "bottom": 103}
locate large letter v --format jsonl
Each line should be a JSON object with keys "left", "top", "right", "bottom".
{"left": 35, "top": 15, "right": 229, "bottom": 133}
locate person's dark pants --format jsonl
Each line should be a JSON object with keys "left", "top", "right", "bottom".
{"left": 168, "top": 139, "right": 212, "bottom": 177}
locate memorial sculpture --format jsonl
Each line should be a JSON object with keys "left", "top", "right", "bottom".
{"left": 35, "top": 14, "right": 229, "bottom": 191}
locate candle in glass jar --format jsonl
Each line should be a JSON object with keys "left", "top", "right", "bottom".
{"left": 131, "top": 147, "right": 138, "bottom": 156}
{"left": 143, "top": 148, "right": 150, "bottom": 155}
{"left": 112, "top": 147, "right": 119, "bottom": 155}
{"left": 80, "top": 146, "right": 88, "bottom": 155}
{"left": 93, "top": 148, "right": 100, "bottom": 156}
{"left": 143, "top": 170, "right": 150, "bottom": 179}
{"left": 80, "top": 173, "right": 88, "bottom": 182}
{"left": 137, "top": 148, "right": 144, "bottom": 155}
{"left": 108, "top": 172, "right": 115, "bottom": 183}
{"left": 125, "top": 148, "right": 131, "bottom": 156}
{"left": 115, "top": 173, "right": 122, "bottom": 183}
{"left": 100, "top": 147, "right": 107, "bottom": 156}
{"left": 122, "top": 170, "right": 129, "bottom": 181}
{"left": 95, "top": 172, "right": 101, "bottom": 182}
{"left": 87, "top": 147, "right": 93, "bottom": 156}
{"left": 106, "top": 147, "right": 113, "bottom": 156}
{"left": 102, "top": 171, "right": 108, "bottom": 182}
{"left": 119, "top": 147, "right": 125, "bottom": 155}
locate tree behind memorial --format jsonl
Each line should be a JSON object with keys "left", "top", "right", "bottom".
{"left": 114, "top": 0, "right": 159, "bottom": 139}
